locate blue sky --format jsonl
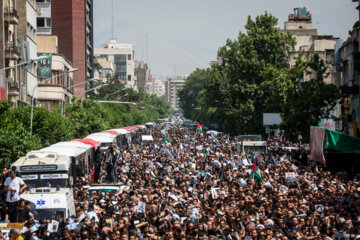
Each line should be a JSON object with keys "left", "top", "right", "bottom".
{"left": 94, "top": 0, "right": 358, "bottom": 80}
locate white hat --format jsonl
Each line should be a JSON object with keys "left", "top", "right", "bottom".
{"left": 99, "top": 199, "right": 106, "bottom": 203}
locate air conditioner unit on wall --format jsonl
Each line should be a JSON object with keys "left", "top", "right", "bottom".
{"left": 9, "top": 76, "right": 15, "bottom": 83}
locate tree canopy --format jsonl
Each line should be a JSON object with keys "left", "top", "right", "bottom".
{"left": 179, "top": 12, "right": 340, "bottom": 139}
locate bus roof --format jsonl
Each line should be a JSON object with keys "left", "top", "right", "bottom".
{"left": 40, "top": 146, "right": 87, "bottom": 158}
{"left": 109, "top": 129, "right": 130, "bottom": 134}
{"left": 12, "top": 152, "right": 70, "bottom": 169}
{"left": 51, "top": 141, "right": 92, "bottom": 151}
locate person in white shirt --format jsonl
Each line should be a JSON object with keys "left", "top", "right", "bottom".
{"left": 3, "top": 170, "right": 27, "bottom": 222}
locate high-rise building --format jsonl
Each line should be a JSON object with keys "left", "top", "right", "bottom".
{"left": 165, "top": 76, "right": 186, "bottom": 110}
{"left": 49, "top": 0, "right": 94, "bottom": 97}
{"left": 94, "top": 40, "right": 136, "bottom": 89}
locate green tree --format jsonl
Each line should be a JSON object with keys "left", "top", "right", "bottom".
{"left": 280, "top": 54, "right": 340, "bottom": 139}
{"left": 62, "top": 98, "right": 110, "bottom": 138}
{"left": 180, "top": 12, "right": 296, "bottom": 134}
{"left": 0, "top": 100, "right": 42, "bottom": 166}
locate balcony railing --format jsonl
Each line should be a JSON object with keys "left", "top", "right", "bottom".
{"left": 5, "top": 45, "right": 19, "bottom": 53}
{"left": 4, "top": 8, "right": 19, "bottom": 24}
{"left": 4, "top": 7, "right": 18, "bottom": 16}
{"left": 5, "top": 45, "right": 20, "bottom": 60}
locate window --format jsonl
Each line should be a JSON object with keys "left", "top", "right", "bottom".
{"left": 128, "top": 54, "right": 132, "bottom": 61}
{"left": 37, "top": 18, "right": 51, "bottom": 28}
{"left": 37, "top": 18, "right": 44, "bottom": 27}
{"left": 128, "top": 75, "right": 131, "bottom": 81}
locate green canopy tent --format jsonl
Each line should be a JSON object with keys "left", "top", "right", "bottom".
{"left": 310, "top": 127, "right": 360, "bottom": 168}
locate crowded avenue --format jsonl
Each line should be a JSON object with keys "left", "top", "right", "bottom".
{"left": 0, "top": 117, "right": 359, "bottom": 240}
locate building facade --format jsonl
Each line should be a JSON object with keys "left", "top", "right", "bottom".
{"left": 51, "top": 0, "right": 94, "bottom": 97}
{"left": 16, "top": 0, "right": 38, "bottom": 104}
{"left": 153, "top": 79, "right": 165, "bottom": 97}
{"left": 1, "top": 0, "right": 21, "bottom": 106}
{"left": 165, "top": 76, "right": 186, "bottom": 110}
{"left": 94, "top": 40, "right": 136, "bottom": 89}
{"left": 135, "top": 61, "right": 148, "bottom": 90}
{"left": 94, "top": 56, "right": 114, "bottom": 81}
{"left": 283, "top": 7, "right": 342, "bottom": 132}
{"left": 36, "top": 35, "right": 73, "bottom": 111}
{"left": 283, "top": 7, "right": 340, "bottom": 85}
{"left": 335, "top": 0, "right": 360, "bottom": 137}
{"left": 35, "top": 0, "right": 51, "bottom": 35}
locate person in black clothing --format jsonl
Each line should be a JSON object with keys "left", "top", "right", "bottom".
{"left": 94, "top": 146, "right": 102, "bottom": 183}
{"left": 16, "top": 200, "right": 30, "bottom": 223}
{"left": 0, "top": 168, "right": 10, "bottom": 202}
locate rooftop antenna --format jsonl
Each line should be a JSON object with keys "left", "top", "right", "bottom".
{"left": 111, "top": 0, "right": 114, "bottom": 40}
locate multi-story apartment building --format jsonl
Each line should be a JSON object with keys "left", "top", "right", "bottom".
{"left": 94, "top": 56, "right": 114, "bottom": 81}
{"left": 16, "top": 0, "right": 38, "bottom": 104}
{"left": 35, "top": 0, "right": 51, "bottom": 35}
{"left": 165, "top": 76, "right": 186, "bottom": 110}
{"left": 283, "top": 7, "right": 342, "bottom": 131}
{"left": 153, "top": 79, "right": 165, "bottom": 97}
{"left": 0, "top": 0, "right": 21, "bottom": 106}
{"left": 335, "top": 0, "right": 360, "bottom": 137}
{"left": 94, "top": 40, "right": 136, "bottom": 89}
{"left": 283, "top": 8, "right": 340, "bottom": 85}
{"left": 40, "top": 0, "right": 94, "bottom": 98}
{"left": 36, "top": 35, "right": 74, "bottom": 111}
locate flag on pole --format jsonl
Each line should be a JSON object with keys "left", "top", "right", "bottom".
{"left": 251, "top": 153, "right": 263, "bottom": 183}
{"left": 91, "top": 167, "right": 95, "bottom": 183}
{"left": 197, "top": 123, "right": 203, "bottom": 133}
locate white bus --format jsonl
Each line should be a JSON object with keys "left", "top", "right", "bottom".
{"left": 12, "top": 151, "right": 74, "bottom": 188}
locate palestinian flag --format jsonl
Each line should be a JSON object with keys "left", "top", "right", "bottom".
{"left": 197, "top": 123, "right": 203, "bottom": 133}
{"left": 203, "top": 148, "right": 207, "bottom": 159}
{"left": 251, "top": 153, "right": 263, "bottom": 183}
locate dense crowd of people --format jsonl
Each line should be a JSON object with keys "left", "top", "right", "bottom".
{"left": 0, "top": 124, "right": 360, "bottom": 240}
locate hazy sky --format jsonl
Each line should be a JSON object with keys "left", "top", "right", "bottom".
{"left": 94, "top": 0, "right": 358, "bottom": 80}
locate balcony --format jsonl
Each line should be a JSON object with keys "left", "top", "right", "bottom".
{"left": 4, "top": 8, "right": 19, "bottom": 25}
{"left": 5, "top": 45, "right": 20, "bottom": 60}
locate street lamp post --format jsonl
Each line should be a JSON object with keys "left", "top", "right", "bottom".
{"left": 105, "top": 88, "right": 126, "bottom": 99}
{"left": 0, "top": 55, "right": 48, "bottom": 71}
{"left": 30, "top": 68, "right": 78, "bottom": 136}
{"left": 0, "top": 56, "right": 48, "bottom": 100}
{"left": 78, "top": 84, "right": 109, "bottom": 98}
